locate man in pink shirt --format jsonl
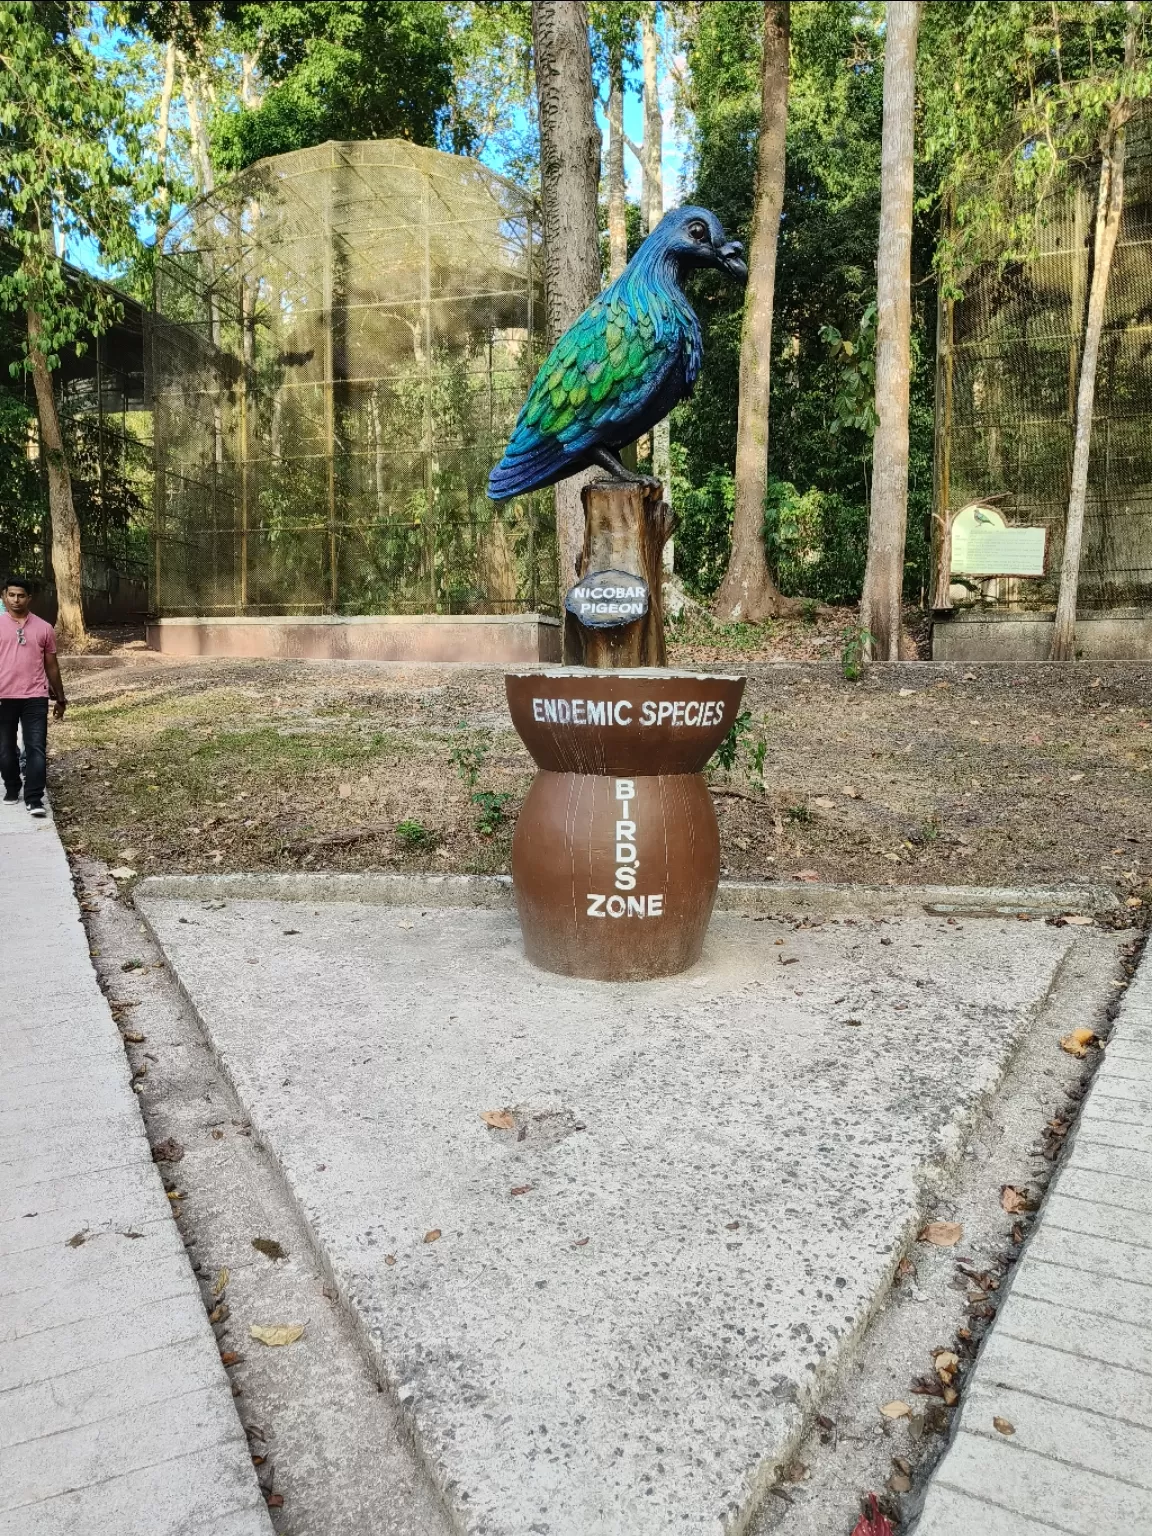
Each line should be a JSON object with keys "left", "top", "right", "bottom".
{"left": 0, "top": 577, "right": 67, "bottom": 818}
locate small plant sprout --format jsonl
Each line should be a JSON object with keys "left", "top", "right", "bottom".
{"left": 472, "top": 790, "right": 511, "bottom": 836}
{"left": 395, "top": 819, "right": 436, "bottom": 849}
{"left": 841, "top": 624, "right": 873, "bottom": 682}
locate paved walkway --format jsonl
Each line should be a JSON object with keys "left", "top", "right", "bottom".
{"left": 0, "top": 804, "right": 272, "bottom": 1535}
{"left": 916, "top": 945, "right": 1152, "bottom": 1534}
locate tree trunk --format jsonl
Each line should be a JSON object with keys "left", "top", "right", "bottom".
{"left": 180, "top": 53, "right": 214, "bottom": 196}
{"left": 532, "top": 0, "right": 602, "bottom": 630}
{"left": 565, "top": 480, "right": 673, "bottom": 667}
{"left": 859, "top": 0, "right": 921, "bottom": 662}
{"left": 642, "top": 8, "right": 673, "bottom": 572}
{"left": 1049, "top": 7, "right": 1137, "bottom": 660}
{"left": 607, "top": 44, "right": 627, "bottom": 282}
{"left": 712, "top": 1, "right": 795, "bottom": 623}
{"left": 154, "top": 39, "right": 176, "bottom": 251}
{"left": 27, "top": 307, "right": 87, "bottom": 649}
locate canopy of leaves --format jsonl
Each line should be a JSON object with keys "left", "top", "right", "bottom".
{"left": 0, "top": 0, "right": 150, "bottom": 370}
{"left": 921, "top": 1, "right": 1152, "bottom": 285}
{"left": 211, "top": 1, "right": 463, "bottom": 171}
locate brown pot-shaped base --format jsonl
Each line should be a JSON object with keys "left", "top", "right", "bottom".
{"left": 511, "top": 770, "right": 721, "bottom": 981}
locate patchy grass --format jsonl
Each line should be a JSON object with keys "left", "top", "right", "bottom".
{"left": 48, "top": 650, "right": 1152, "bottom": 903}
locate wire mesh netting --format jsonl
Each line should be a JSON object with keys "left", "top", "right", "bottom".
{"left": 151, "top": 140, "right": 556, "bottom": 618}
{"left": 936, "top": 117, "right": 1152, "bottom": 613}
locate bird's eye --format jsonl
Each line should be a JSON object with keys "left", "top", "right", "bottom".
{"left": 687, "top": 221, "right": 708, "bottom": 242}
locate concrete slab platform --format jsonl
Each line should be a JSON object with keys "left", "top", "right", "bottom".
{"left": 139, "top": 887, "right": 1091, "bottom": 1536}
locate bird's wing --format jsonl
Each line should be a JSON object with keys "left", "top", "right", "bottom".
{"left": 488, "top": 289, "right": 680, "bottom": 499}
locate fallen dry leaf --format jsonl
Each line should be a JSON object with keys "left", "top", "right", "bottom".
{"left": 152, "top": 1137, "right": 184, "bottom": 1164}
{"left": 65, "top": 1231, "right": 87, "bottom": 1248}
{"left": 1060, "top": 1027, "right": 1098, "bottom": 1058}
{"left": 108, "top": 866, "right": 137, "bottom": 880}
{"left": 121, "top": 1030, "right": 145, "bottom": 1044}
{"left": 338, "top": 783, "right": 352, "bottom": 799}
{"left": 1127, "top": 896, "right": 1143, "bottom": 908}
{"left": 266, "top": 1494, "right": 284, "bottom": 1509}
{"left": 423, "top": 1228, "right": 441, "bottom": 1243}
{"left": 919, "top": 1221, "right": 963, "bottom": 1247}
{"left": 1000, "top": 1185, "right": 1035, "bottom": 1215}
{"left": 942, "top": 1385, "right": 959, "bottom": 1406}
{"left": 993, "top": 1416, "right": 1016, "bottom": 1436}
{"left": 880, "top": 1400, "right": 911, "bottom": 1419}
{"left": 792, "top": 869, "right": 819, "bottom": 882}
{"left": 385, "top": 1253, "right": 397, "bottom": 1265}
{"left": 842, "top": 785, "right": 861, "bottom": 798}
{"left": 888, "top": 1472, "right": 911, "bottom": 1494}
{"left": 208, "top": 1303, "right": 230, "bottom": 1325}
{"left": 480, "top": 1109, "right": 515, "bottom": 1130}
{"left": 212, "top": 1266, "right": 230, "bottom": 1297}
{"left": 251, "top": 1237, "right": 287, "bottom": 1261}
{"left": 510, "top": 1184, "right": 533, "bottom": 1196}
{"left": 899, "top": 687, "right": 915, "bottom": 697}
{"left": 813, "top": 797, "right": 836, "bottom": 810}
{"left": 572, "top": 1236, "right": 590, "bottom": 1248}
{"left": 250, "top": 1323, "right": 305, "bottom": 1347}
{"left": 1061, "top": 914, "right": 1093, "bottom": 926}
{"left": 934, "top": 1350, "right": 960, "bottom": 1382}
{"left": 220, "top": 1350, "right": 242, "bottom": 1366}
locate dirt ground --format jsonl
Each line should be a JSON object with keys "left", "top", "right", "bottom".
{"left": 43, "top": 622, "right": 1152, "bottom": 903}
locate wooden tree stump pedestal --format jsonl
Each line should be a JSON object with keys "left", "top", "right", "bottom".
{"left": 563, "top": 479, "right": 673, "bottom": 667}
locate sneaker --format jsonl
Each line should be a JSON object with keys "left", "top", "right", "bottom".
{"left": 27, "top": 802, "right": 47, "bottom": 819}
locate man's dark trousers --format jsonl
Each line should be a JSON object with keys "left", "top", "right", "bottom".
{"left": 0, "top": 697, "right": 49, "bottom": 805}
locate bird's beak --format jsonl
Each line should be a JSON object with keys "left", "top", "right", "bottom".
{"left": 716, "top": 240, "right": 747, "bottom": 279}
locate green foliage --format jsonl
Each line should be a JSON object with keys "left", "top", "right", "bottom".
{"left": 0, "top": 384, "right": 45, "bottom": 575}
{"left": 471, "top": 788, "right": 511, "bottom": 836}
{"left": 921, "top": 2, "right": 1152, "bottom": 287}
{"left": 395, "top": 818, "right": 437, "bottom": 849}
{"left": 0, "top": 2, "right": 151, "bottom": 372}
{"left": 711, "top": 708, "right": 752, "bottom": 771}
{"left": 673, "top": 1, "right": 937, "bottom": 608}
{"left": 840, "top": 623, "right": 872, "bottom": 682}
{"left": 211, "top": 1, "right": 462, "bottom": 171}
{"left": 450, "top": 730, "right": 490, "bottom": 791}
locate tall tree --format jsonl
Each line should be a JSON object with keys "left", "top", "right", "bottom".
{"left": 0, "top": 2, "right": 148, "bottom": 648}
{"left": 602, "top": 11, "right": 629, "bottom": 281}
{"left": 923, "top": 1, "right": 1152, "bottom": 661}
{"left": 1050, "top": 0, "right": 1141, "bottom": 659}
{"left": 532, "top": 0, "right": 602, "bottom": 599}
{"left": 859, "top": 0, "right": 921, "bottom": 661}
{"left": 712, "top": 1, "right": 794, "bottom": 622}
{"left": 640, "top": 5, "right": 673, "bottom": 558}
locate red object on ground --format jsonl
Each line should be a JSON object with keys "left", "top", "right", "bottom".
{"left": 851, "top": 1495, "right": 894, "bottom": 1536}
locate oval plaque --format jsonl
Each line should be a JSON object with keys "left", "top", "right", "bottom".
{"left": 564, "top": 568, "right": 649, "bottom": 629}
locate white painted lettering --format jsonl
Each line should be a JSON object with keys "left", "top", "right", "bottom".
{"left": 572, "top": 699, "right": 585, "bottom": 725}
{"left": 615, "top": 819, "right": 635, "bottom": 839}
{"left": 616, "top": 843, "right": 638, "bottom": 864}
{"left": 557, "top": 698, "right": 571, "bottom": 724}
{"left": 606, "top": 895, "right": 626, "bottom": 917}
{"left": 614, "top": 701, "right": 633, "bottom": 725}
{"left": 648, "top": 894, "right": 664, "bottom": 916}
{"left": 587, "top": 893, "right": 606, "bottom": 917}
{"left": 544, "top": 699, "right": 558, "bottom": 722}
{"left": 672, "top": 701, "right": 685, "bottom": 726}
{"left": 657, "top": 701, "right": 674, "bottom": 724}
{"left": 587, "top": 700, "right": 606, "bottom": 726}
{"left": 685, "top": 701, "right": 700, "bottom": 726}
{"left": 627, "top": 896, "right": 646, "bottom": 917}
{"left": 532, "top": 698, "right": 545, "bottom": 721}
{"left": 640, "top": 700, "right": 657, "bottom": 725}
{"left": 614, "top": 867, "right": 636, "bottom": 890}
{"left": 615, "top": 779, "right": 635, "bottom": 799}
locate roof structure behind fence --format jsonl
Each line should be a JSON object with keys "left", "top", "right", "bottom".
{"left": 934, "top": 116, "right": 1152, "bottom": 616}
{"left": 151, "top": 140, "right": 554, "bottom": 618}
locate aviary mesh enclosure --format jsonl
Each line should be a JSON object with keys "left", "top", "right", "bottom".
{"left": 150, "top": 141, "right": 554, "bottom": 617}
{"left": 935, "top": 117, "right": 1152, "bottom": 613}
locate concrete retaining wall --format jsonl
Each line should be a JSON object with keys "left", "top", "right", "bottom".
{"left": 932, "top": 611, "right": 1152, "bottom": 662}
{"left": 147, "top": 612, "right": 562, "bottom": 664}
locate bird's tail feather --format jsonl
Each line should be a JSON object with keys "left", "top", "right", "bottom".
{"left": 488, "top": 435, "right": 576, "bottom": 501}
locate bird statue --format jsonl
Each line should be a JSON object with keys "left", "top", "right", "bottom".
{"left": 488, "top": 206, "right": 746, "bottom": 501}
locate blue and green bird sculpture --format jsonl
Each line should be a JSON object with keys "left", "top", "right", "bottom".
{"left": 488, "top": 206, "right": 746, "bottom": 501}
